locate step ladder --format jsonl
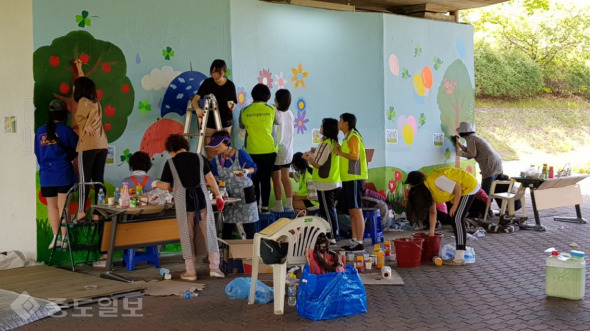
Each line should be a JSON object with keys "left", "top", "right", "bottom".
{"left": 184, "top": 94, "right": 223, "bottom": 154}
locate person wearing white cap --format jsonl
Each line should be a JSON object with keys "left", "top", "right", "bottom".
{"left": 454, "top": 121, "right": 503, "bottom": 195}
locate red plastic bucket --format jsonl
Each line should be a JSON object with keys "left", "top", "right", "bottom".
{"left": 393, "top": 238, "right": 424, "bottom": 268}
{"left": 413, "top": 233, "right": 443, "bottom": 262}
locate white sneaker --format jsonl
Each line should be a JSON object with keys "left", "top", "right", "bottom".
{"left": 270, "top": 205, "right": 284, "bottom": 213}
{"left": 209, "top": 270, "right": 225, "bottom": 278}
{"left": 48, "top": 236, "right": 59, "bottom": 250}
{"left": 283, "top": 206, "right": 294, "bottom": 213}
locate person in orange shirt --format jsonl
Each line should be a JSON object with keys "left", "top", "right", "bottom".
{"left": 72, "top": 59, "right": 108, "bottom": 223}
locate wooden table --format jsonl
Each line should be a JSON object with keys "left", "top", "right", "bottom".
{"left": 93, "top": 203, "right": 176, "bottom": 282}
{"left": 512, "top": 175, "right": 588, "bottom": 231}
{"left": 93, "top": 198, "right": 241, "bottom": 282}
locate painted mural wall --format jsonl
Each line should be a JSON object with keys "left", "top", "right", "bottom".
{"left": 32, "top": 0, "right": 474, "bottom": 262}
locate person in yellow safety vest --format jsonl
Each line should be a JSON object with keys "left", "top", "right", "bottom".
{"left": 333, "top": 113, "right": 368, "bottom": 252}
{"left": 239, "top": 84, "right": 280, "bottom": 214}
{"left": 303, "top": 118, "right": 341, "bottom": 242}
{"left": 405, "top": 168, "right": 479, "bottom": 266}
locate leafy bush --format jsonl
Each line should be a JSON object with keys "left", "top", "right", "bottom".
{"left": 475, "top": 43, "right": 544, "bottom": 98}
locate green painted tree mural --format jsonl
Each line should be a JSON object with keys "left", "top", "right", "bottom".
{"left": 436, "top": 59, "right": 475, "bottom": 168}
{"left": 33, "top": 30, "right": 134, "bottom": 142}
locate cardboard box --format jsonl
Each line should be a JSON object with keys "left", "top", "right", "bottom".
{"left": 218, "top": 239, "right": 274, "bottom": 274}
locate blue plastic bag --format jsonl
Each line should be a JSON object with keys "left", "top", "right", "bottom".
{"left": 296, "top": 265, "right": 367, "bottom": 321}
{"left": 225, "top": 277, "right": 274, "bottom": 304}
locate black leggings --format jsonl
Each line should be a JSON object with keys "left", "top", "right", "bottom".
{"left": 449, "top": 194, "right": 475, "bottom": 250}
{"left": 77, "top": 149, "right": 107, "bottom": 214}
{"left": 222, "top": 223, "right": 256, "bottom": 240}
{"left": 318, "top": 188, "right": 340, "bottom": 240}
{"left": 250, "top": 152, "right": 276, "bottom": 208}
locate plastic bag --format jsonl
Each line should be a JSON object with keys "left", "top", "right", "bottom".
{"left": 296, "top": 264, "right": 367, "bottom": 321}
{"left": 224, "top": 277, "right": 274, "bottom": 304}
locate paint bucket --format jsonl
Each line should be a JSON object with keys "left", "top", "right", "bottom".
{"left": 393, "top": 238, "right": 424, "bottom": 268}
{"left": 413, "top": 232, "right": 443, "bottom": 262}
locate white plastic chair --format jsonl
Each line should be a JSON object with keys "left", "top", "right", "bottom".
{"left": 484, "top": 179, "right": 527, "bottom": 222}
{"left": 248, "top": 216, "right": 331, "bottom": 314}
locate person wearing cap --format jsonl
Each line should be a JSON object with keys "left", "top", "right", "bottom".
{"left": 207, "top": 131, "right": 259, "bottom": 239}
{"left": 34, "top": 99, "right": 78, "bottom": 250}
{"left": 405, "top": 168, "right": 479, "bottom": 266}
{"left": 454, "top": 121, "right": 503, "bottom": 195}
{"left": 72, "top": 59, "right": 108, "bottom": 223}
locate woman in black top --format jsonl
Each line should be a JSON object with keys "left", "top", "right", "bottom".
{"left": 153, "top": 134, "right": 225, "bottom": 280}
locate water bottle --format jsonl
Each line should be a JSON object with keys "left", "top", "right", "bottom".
{"left": 287, "top": 281, "right": 297, "bottom": 306}
{"left": 464, "top": 246, "right": 476, "bottom": 264}
{"left": 114, "top": 187, "right": 121, "bottom": 204}
{"left": 121, "top": 182, "right": 131, "bottom": 207}
{"left": 181, "top": 290, "right": 198, "bottom": 299}
{"left": 97, "top": 188, "right": 105, "bottom": 205}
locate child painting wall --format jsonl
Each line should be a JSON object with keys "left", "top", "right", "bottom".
{"left": 32, "top": 0, "right": 474, "bottom": 262}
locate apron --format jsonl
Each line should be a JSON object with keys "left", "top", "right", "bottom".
{"left": 215, "top": 149, "right": 259, "bottom": 224}
{"left": 168, "top": 156, "right": 219, "bottom": 260}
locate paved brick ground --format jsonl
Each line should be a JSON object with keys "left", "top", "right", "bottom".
{"left": 18, "top": 195, "right": 590, "bottom": 331}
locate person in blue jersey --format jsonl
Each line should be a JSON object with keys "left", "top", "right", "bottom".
{"left": 34, "top": 100, "right": 78, "bottom": 250}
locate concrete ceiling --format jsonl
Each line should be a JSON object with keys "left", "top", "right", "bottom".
{"left": 268, "top": 0, "right": 507, "bottom": 14}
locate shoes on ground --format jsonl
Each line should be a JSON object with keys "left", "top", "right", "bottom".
{"left": 343, "top": 242, "right": 365, "bottom": 252}
{"left": 260, "top": 207, "right": 270, "bottom": 214}
{"left": 93, "top": 260, "right": 107, "bottom": 268}
{"left": 328, "top": 238, "right": 337, "bottom": 245}
{"left": 442, "top": 258, "right": 466, "bottom": 266}
{"left": 209, "top": 270, "right": 225, "bottom": 278}
{"left": 270, "top": 206, "right": 284, "bottom": 213}
{"left": 180, "top": 272, "right": 197, "bottom": 281}
{"left": 283, "top": 206, "right": 294, "bottom": 213}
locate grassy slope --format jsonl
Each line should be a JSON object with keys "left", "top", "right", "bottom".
{"left": 475, "top": 96, "right": 590, "bottom": 161}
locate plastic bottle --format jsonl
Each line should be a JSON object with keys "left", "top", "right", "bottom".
{"left": 384, "top": 241, "right": 392, "bottom": 258}
{"left": 546, "top": 250, "right": 586, "bottom": 300}
{"left": 548, "top": 166, "right": 554, "bottom": 179}
{"left": 218, "top": 181, "right": 227, "bottom": 199}
{"left": 373, "top": 244, "right": 382, "bottom": 256}
{"left": 377, "top": 251, "right": 385, "bottom": 269}
{"left": 355, "top": 255, "right": 365, "bottom": 273}
{"left": 181, "top": 290, "right": 198, "bottom": 299}
{"left": 114, "top": 187, "right": 121, "bottom": 204}
{"left": 464, "top": 247, "right": 476, "bottom": 264}
{"left": 136, "top": 184, "right": 143, "bottom": 197}
{"left": 97, "top": 188, "right": 105, "bottom": 205}
{"left": 432, "top": 256, "right": 443, "bottom": 266}
{"left": 287, "top": 281, "right": 297, "bottom": 306}
{"left": 121, "top": 182, "right": 131, "bottom": 207}
{"left": 541, "top": 163, "right": 547, "bottom": 179}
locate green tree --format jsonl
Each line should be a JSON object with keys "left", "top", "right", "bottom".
{"left": 463, "top": 0, "right": 590, "bottom": 68}
{"left": 33, "top": 30, "right": 134, "bottom": 142}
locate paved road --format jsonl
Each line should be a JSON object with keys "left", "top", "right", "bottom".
{"left": 20, "top": 193, "right": 590, "bottom": 331}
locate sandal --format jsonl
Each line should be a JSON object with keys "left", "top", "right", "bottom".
{"left": 180, "top": 272, "right": 197, "bottom": 281}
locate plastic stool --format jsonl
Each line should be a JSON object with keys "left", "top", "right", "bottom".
{"left": 122, "top": 246, "right": 160, "bottom": 271}
{"left": 363, "top": 208, "right": 384, "bottom": 245}
{"left": 257, "top": 213, "right": 276, "bottom": 232}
